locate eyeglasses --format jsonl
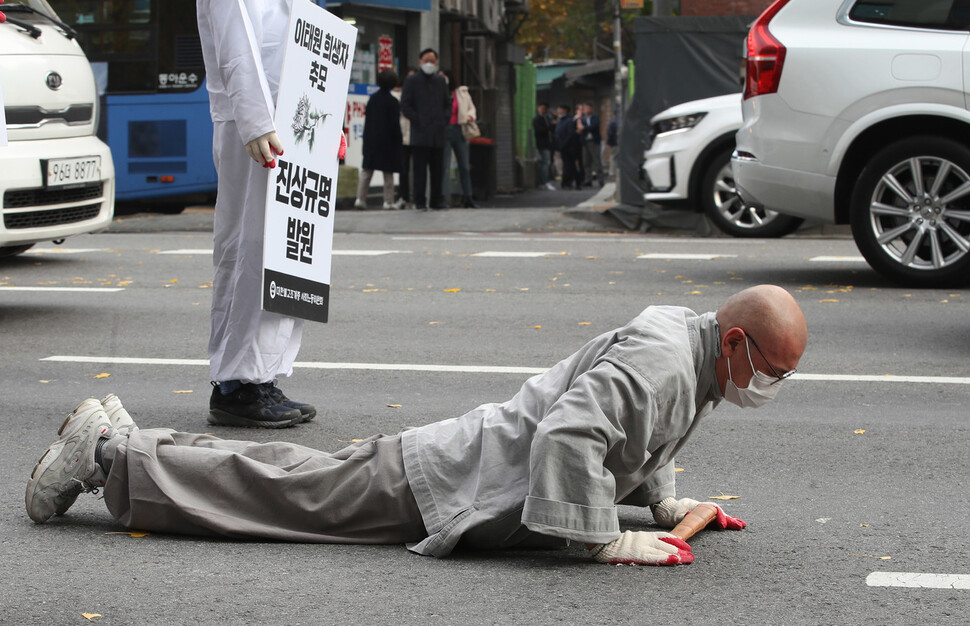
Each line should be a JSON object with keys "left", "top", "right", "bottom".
{"left": 745, "top": 333, "right": 796, "bottom": 385}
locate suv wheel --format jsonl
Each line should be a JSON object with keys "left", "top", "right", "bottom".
{"left": 701, "top": 148, "right": 803, "bottom": 238}
{"left": 851, "top": 137, "right": 970, "bottom": 287}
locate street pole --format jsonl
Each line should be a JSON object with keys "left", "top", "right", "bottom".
{"left": 613, "top": 0, "right": 623, "bottom": 192}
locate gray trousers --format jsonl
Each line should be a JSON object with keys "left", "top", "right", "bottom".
{"left": 582, "top": 140, "right": 603, "bottom": 184}
{"left": 102, "top": 429, "right": 427, "bottom": 544}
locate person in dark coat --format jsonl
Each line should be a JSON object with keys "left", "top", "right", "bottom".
{"left": 555, "top": 105, "right": 582, "bottom": 190}
{"left": 355, "top": 70, "right": 404, "bottom": 210}
{"left": 400, "top": 48, "right": 451, "bottom": 210}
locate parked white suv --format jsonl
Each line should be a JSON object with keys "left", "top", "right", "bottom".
{"left": 733, "top": 0, "right": 970, "bottom": 286}
{"left": 0, "top": 0, "right": 114, "bottom": 257}
{"left": 643, "top": 93, "right": 803, "bottom": 237}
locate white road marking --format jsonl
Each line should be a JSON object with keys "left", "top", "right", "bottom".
{"left": 637, "top": 253, "right": 738, "bottom": 260}
{"left": 332, "top": 250, "right": 412, "bottom": 256}
{"left": 393, "top": 235, "right": 768, "bottom": 244}
{"left": 809, "top": 255, "right": 867, "bottom": 262}
{"left": 471, "top": 251, "right": 561, "bottom": 258}
{"left": 24, "top": 248, "right": 105, "bottom": 255}
{"left": 792, "top": 373, "right": 970, "bottom": 385}
{"left": 156, "top": 249, "right": 412, "bottom": 256}
{"left": 0, "top": 287, "right": 124, "bottom": 293}
{"left": 39, "top": 356, "right": 970, "bottom": 383}
{"left": 40, "top": 356, "right": 546, "bottom": 375}
{"left": 866, "top": 572, "right": 970, "bottom": 589}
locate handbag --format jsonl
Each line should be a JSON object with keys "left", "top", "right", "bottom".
{"left": 461, "top": 120, "right": 481, "bottom": 140}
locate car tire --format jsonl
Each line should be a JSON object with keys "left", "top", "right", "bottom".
{"left": 850, "top": 136, "right": 970, "bottom": 287}
{"left": 700, "top": 147, "right": 803, "bottom": 238}
{"left": 0, "top": 244, "right": 34, "bottom": 257}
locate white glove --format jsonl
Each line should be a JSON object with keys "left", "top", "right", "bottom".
{"left": 651, "top": 496, "right": 747, "bottom": 531}
{"left": 588, "top": 531, "right": 693, "bottom": 566}
{"left": 245, "top": 131, "right": 284, "bottom": 168}
{"left": 651, "top": 496, "right": 702, "bottom": 529}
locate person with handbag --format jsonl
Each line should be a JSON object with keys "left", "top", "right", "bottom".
{"left": 440, "top": 69, "right": 478, "bottom": 208}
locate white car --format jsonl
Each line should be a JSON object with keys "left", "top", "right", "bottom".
{"left": 0, "top": 0, "right": 114, "bottom": 257}
{"left": 733, "top": 0, "right": 970, "bottom": 286}
{"left": 642, "top": 93, "right": 803, "bottom": 237}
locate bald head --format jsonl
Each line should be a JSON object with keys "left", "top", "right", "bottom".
{"left": 716, "top": 285, "right": 807, "bottom": 372}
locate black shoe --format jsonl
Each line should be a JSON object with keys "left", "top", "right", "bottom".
{"left": 430, "top": 203, "right": 448, "bottom": 210}
{"left": 461, "top": 195, "right": 477, "bottom": 208}
{"left": 208, "top": 382, "right": 303, "bottom": 428}
{"left": 260, "top": 381, "right": 316, "bottom": 422}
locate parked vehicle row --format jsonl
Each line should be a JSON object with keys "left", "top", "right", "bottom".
{"left": 643, "top": 0, "right": 970, "bottom": 287}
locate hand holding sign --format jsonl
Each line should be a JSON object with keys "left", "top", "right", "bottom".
{"left": 1, "top": 0, "right": 6, "bottom": 24}
{"left": 246, "top": 131, "right": 284, "bottom": 169}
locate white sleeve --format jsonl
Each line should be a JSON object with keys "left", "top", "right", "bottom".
{"left": 198, "top": 0, "right": 277, "bottom": 143}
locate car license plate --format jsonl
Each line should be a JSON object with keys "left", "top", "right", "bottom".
{"left": 44, "top": 156, "right": 101, "bottom": 188}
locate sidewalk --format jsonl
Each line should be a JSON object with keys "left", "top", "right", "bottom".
{"left": 109, "top": 182, "right": 849, "bottom": 237}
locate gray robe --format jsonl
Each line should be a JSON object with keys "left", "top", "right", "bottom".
{"left": 403, "top": 306, "right": 723, "bottom": 557}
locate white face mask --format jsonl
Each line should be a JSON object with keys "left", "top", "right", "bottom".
{"left": 723, "top": 337, "right": 781, "bottom": 409}
{"left": 421, "top": 62, "right": 437, "bottom": 75}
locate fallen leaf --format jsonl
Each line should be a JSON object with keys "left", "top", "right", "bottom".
{"left": 819, "top": 299, "right": 839, "bottom": 303}
{"left": 387, "top": 404, "right": 402, "bottom": 408}
{"left": 169, "top": 279, "right": 178, "bottom": 283}
{"left": 709, "top": 493, "right": 740, "bottom": 500}
{"left": 172, "top": 390, "right": 193, "bottom": 394}
{"left": 816, "top": 518, "right": 831, "bottom": 524}
{"left": 578, "top": 322, "right": 591, "bottom": 326}
{"left": 82, "top": 613, "right": 102, "bottom": 621}
{"left": 94, "top": 373, "right": 111, "bottom": 379}
{"left": 533, "top": 325, "right": 542, "bottom": 329}
{"left": 428, "top": 321, "right": 441, "bottom": 325}
{"left": 854, "top": 429, "right": 866, "bottom": 434}
{"left": 443, "top": 288, "right": 461, "bottom": 293}
{"left": 674, "top": 467, "right": 684, "bottom": 473}
{"left": 39, "top": 380, "right": 51, "bottom": 384}
{"left": 850, "top": 554, "right": 891, "bottom": 560}
{"left": 860, "top": 523, "right": 871, "bottom": 527}
{"left": 105, "top": 531, "right": 149, "bottom": 538}
{"left": 688, "top": 291, "right": 702, "bottom": 295}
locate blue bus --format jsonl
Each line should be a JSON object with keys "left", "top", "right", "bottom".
{"left": 45, "top": 0, "right": 217, "bottom": 208}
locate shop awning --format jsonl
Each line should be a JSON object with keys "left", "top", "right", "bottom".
{"left": 536, "top": 63, "right": 582, "bottom": 89}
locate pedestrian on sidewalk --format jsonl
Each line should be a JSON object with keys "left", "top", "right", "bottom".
{"left": 355, "top": 70, "right": 403, "bottom": 210}
{"left": 401, "top": 48, "right": 450, "bottom": 211}
{"left": 555, "top": 104, "right": 582, "bottom": 190}
{"left": 440, "top": 69, "right": 477, "bottom": 208}
{"left": 580, "top": 102, "right": 605, "bottom": 188}
{"left": 393, "top": 68, "right": 416, "bottom": 210}
{"left": 533, "top": 103, "right": 557, "bottom": 191}
{"left": 27, "top": 285, "right": 806, "bottom": 565}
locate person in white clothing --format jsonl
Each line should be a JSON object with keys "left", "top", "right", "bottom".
{"left": 196, "top": 0, "right": 317, "bottom": 427}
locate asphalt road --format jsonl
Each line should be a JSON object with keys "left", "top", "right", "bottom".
{"left": 1, "top": 207, "right": 967, "bottom": 624}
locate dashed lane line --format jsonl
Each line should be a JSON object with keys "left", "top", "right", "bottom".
{"left": 866, "top": 572, "right": 970, "bottom": 589}
{"left": 156, "top": 249, "right": 413, "bottom": 256}
{"left": 39, "top": 356, "right": 970, "bottom": 383}
{"left": 809, "top": 255, "right": 867, "bottom": 262}
{"left": 0, "top": 287, "right": 124, "bottom": 293}
{"left": 471, "top": 251, "right": 562, "bottom": 258}
{"left": 637, "top": 253, "right": 738, "bottom": 260}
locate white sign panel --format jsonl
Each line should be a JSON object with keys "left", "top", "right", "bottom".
{"left": 262, "top": 0, "right": 357, "bottom": 323}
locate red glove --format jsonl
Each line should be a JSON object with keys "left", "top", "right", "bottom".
{"left": 337, "top": 131, "right": 347, "bottom": 160}
{"left": 711, "top": 505, "right": 747, "bottom": 531}
{"left": 1, "top": 0, "right": 6, "bottom": 24}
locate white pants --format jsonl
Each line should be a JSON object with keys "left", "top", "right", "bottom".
{"left": 356, "top": 169, "right": 395, "bottom": 206}
{"left": 209, "top": 120, "right": 304, "bottom": 384}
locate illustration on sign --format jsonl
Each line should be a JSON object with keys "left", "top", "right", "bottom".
{"left": 261, "top": 0, "right": 357, "bottom": 324}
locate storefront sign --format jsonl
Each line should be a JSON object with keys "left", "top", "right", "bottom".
{"left": 378, "top": 35, "right": 393, "bottom": 72}
{"left": 261, "top": 0, "right": 357, "bottom": 323}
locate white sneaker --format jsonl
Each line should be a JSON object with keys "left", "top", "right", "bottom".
{"left": 353, "top": 200, "right": 367, "bottom": 210}
{"left": 26, "top": 399, "right": 112, "bottom": 523}
{"left": 544, "top": 182, "right": 557, "bottom": 191}
{"left": 392, "top": 198, "right": 407, "bottom": 210}
{"left": 382, "top": 202, "right": 396, "bottom": 210}
{"left": 100, "top": 393, "right": 136, "bottom": 434}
